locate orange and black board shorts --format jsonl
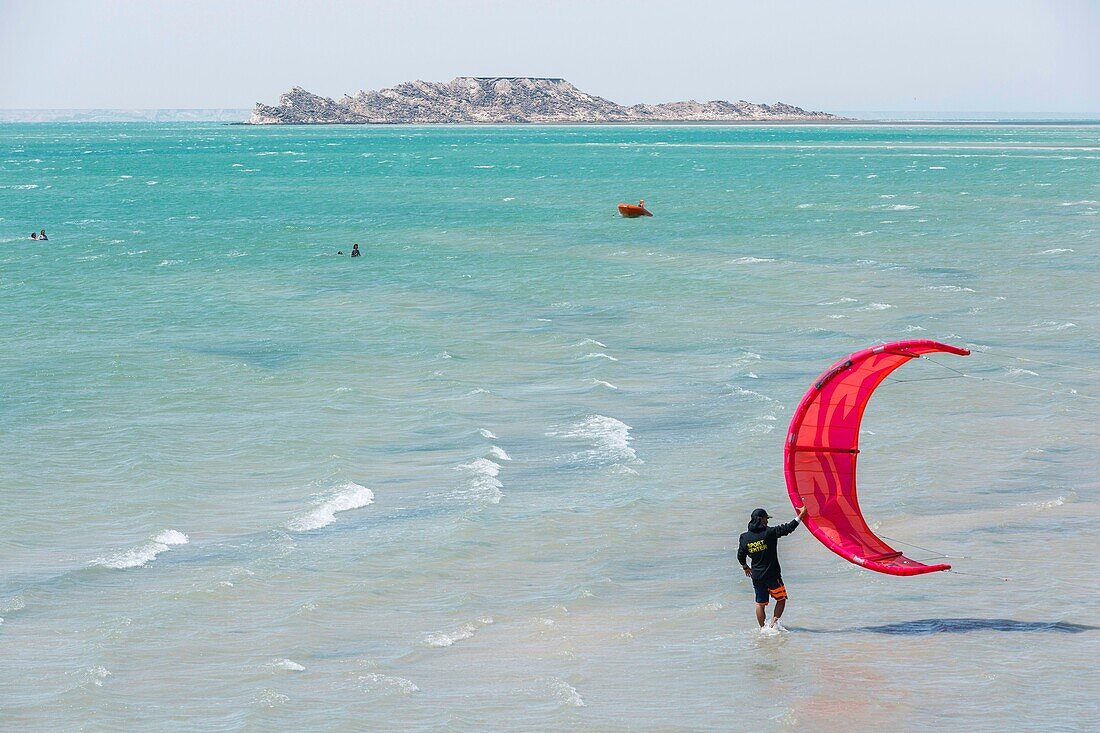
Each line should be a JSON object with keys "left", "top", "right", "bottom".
{"left": 752, "top": 577, "right": 787, "bottom": 604}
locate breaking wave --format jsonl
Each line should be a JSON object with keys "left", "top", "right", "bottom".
{"left": 456, "top": 458, "right": 504, "bottom": 504}
{"left": 424, "top": 616, "right": 494, "bottom": 647}
{"left": 549, "top": 414, "right": 640, "bottom": 467}
{"left": 286, "top": 482, "right": 374, "bottom": 532}
{"left": 92, "top": 530, "right": 189, "bottom": 569}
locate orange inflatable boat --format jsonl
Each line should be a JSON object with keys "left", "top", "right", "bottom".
{"left": 618, "top": 200, "right": 653, "bottom": 218}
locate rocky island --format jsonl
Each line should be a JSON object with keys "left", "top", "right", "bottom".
{"left": 248, "top": 77, "right": 842, "bottom": 124}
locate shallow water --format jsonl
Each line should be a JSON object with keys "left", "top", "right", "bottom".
{"left": 1, "top": 123, "right": 1098, "bottom": 731}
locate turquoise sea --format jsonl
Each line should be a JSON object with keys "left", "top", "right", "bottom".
{"left": 2, "top": 123, "right": 1098, "bottom": 731}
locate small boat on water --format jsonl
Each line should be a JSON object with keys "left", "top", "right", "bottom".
{"left": 618, "top": 200, "right": 653, "bottom": 218}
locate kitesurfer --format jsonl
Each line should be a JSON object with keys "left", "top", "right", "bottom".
{"left": 738, "top": 505, "right": 807, "bottom": 630}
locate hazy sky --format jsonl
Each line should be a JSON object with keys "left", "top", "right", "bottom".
{"left": 2, "top": 0, "right": 1098, "bottom": 114}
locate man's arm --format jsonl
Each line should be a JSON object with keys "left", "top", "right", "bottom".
{"left": 772, "top": 506, "right": 808, "bottom": 538}
{"left": 737, "top": 541, "right": 751, "bottom": 576}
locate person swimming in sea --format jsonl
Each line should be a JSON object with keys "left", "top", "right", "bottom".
{"left": 350, "top": 243, "right": 360, "bottom": 257}
{"left": 30, "top": 232, "right": 37, "bottom": 240}
{"left": 39, "top": 229, "right": 48, "bottom": 241}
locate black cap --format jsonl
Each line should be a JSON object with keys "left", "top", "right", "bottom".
{"left": 751, "top": 508, "right": 772, "bottom": 520}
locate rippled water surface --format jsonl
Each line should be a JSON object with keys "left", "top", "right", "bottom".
{"left": 2, "top": 123, "right": 1098, "bottom": 731}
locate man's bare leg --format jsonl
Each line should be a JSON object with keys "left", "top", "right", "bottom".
{"left": 769, "top": 599, "right": 786, "bottom": 627}
{"left": 755, "top": 602, "right": 767, "bottom": 627}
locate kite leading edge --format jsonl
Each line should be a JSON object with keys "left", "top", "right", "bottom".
{"left": 783, "top": 339, "right": 970, "bottom": 576}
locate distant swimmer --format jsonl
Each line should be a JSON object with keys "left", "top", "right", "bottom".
{"left": 738, "top": 505, "right": 807, "bottom": 631}
{"left": 350, "top": 243, "right": 361, "bottom": 257}
{"left": 39, "top": 229, "right": 48, "bottom": 241}
{"left": 30, "top": 232, "right": 37, "bottom": 240}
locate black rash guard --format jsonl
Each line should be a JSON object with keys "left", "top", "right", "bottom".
{"left": 737, "top": 519, "right": 800, "bottom": 584}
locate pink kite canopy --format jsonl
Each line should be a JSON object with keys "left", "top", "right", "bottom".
{"left": 784, "top": 340, "right": 970, "bottom": 576}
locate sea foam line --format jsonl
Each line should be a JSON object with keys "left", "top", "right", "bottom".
{"left": 456, "top": 458, "right": 504, "bottom": 504}
{"left": 549, "top": 414, "right": 640, "bottom": 466}
{"left": 424, "top": 616, "right": 494, "bottom": 648}
{"left": 287, "top": 482, "right": 374, "bottom": 532}
{"left": 92, "top": 530, "right": 189, "bottom": 569}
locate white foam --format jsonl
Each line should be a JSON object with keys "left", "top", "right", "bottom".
{"left": 0, "top": 596, "right": 25, "bottom": 613}
{"left": 358, "top": 673, "right": 419, "bottom": 695}
{"left": 502, "top": 196, "right": 516, "bottom": 201}
{"left": 424, "top": 617, "right": 493, "bottom": 648}
{"left": 473, "top": 165, "right": 495, "bottom": 169}
{"left": 796, "top": 203, "right": 814, "bottom": 208}
{"left": 287, "top": 482, "right": 374, "bottom": 531}
{"left": 590, "top": 378, "right": 619, "bottom": 390}
{"left": 730, "top": 256, "right": 775, "bottom": 264}
{"left": 859, "top": 302, "right": 894, "bottom": 311}
{"left": 254, "top": 689, "right": 289, "bottom": 707}
{"left": 929, "top": 166, "right": 947, "bottom": 170}
{"left": 80, "top": 666, "right": 112, "bottom": 688}
{"left": 271, "top": 658, "right": 305, "bottom": 672}
{"left": 582, "top": 352, "right": 618, "bottom": 361}
{"left": 1059, "top": 200, "right": 1099, "bottom": 206}
{"left": 889, "top": 204, "right": 919, "bottom": 210}
{"left": 93, "top": 529, "right": 189, "bottom": 569}
{"left": 1033, "top": 248, "right": 1074, "bottom": 255}
{"left": 456, "top": 458, "right": 503, "bottom": 504}
{"left": 728, "top": 385, "right": 780, "bottom": 404}
{"left": 548, "top": 678, "right": 586, "bottom": 707}
{"left": 1007, "top": 367, "right": 1039, "bottom": 377}
{"left": 1030, "top": 321, "right": 1077, "bottom": 331}
{"left": 549, "top": 415, "right": 640, "bottom": 466}
{"left": 926, "top": 285, "right": 975, "bottom": 292}
{"left": 478, "top": 428, "right": 498, "bottom": 439}
{"left": 1020, "top": 494, "right": 1072, "bottom": 509}
{"left": 572, "top": 338, "right": 607, "bottom": 348}
{"left": 489, "top": 445, "right": 512, "bottom": 461}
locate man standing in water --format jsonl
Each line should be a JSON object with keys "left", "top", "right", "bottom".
{"left": 738, "top": 505, "right": 807, "bottom": 630}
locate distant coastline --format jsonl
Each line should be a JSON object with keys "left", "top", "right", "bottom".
{"left": 5, "top": 111, "right": 1100, "bottom": 126}
{"left": 3, "top": 108, "right": 1099, "bottom": 127}
{"left": 246, "top": 77, "right": 844, "bottom": 124}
